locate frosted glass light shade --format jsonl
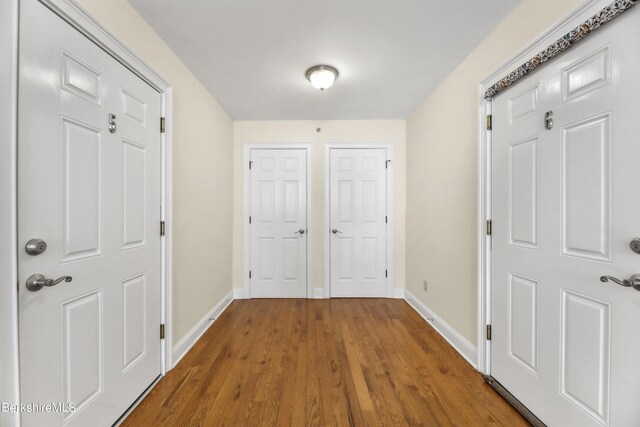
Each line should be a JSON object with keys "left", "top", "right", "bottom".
{"left": 305, "top": 65, "right": 339, "bottom": 91}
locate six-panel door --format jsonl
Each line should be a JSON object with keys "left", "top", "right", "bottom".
{"left": 250, "top": 149, "right": 308, "bottom": 298}
{"left": 18, "top": 1, "right": 162, "bottom": 425}
{"left": 330, "top": 149, "right": 388, "bottom": 297}
{"left": 491, "top": 6, "right": 640, "bottom": 426}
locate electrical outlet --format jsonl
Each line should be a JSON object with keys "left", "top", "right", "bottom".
{"left": 423, "top": 280, "right": 428, "bottom": 292}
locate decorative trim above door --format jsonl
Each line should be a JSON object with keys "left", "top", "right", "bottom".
{"left": 484, "top": 0, "right": 637, "bottom": 100}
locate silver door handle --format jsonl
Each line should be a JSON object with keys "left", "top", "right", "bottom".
{"left": 295, "top": 229, "right": 306, "bottom": 235}
{"left": 26, "top": 274, "right": 72, "bottom": 292}
{"left": 600, "top": 274, "right": 640, "bottom": 291}
{"left": 331, "top": 229, "right": 342, "bottom": 234}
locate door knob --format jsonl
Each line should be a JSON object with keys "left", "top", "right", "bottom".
{"left": 295, "top": 229, "right": 306, "bottom": 235}
{"left": 26, "top": 274, "right": 72, "bottom": 292}
{"left": 331, "top": 229, "right": 342, "bottom": 234}
{"left": 600, "top": 274, "right": 640, "bottom": 291}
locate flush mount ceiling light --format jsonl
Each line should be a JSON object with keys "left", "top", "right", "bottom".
{"left": 305, "top": 65, "right": 339, "bottom": 91}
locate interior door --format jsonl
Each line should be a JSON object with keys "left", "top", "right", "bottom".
{"left": 491, "top": 8, "right": 640, "bottom": 426}
{"left": 330, "top": 148, "right": 388, "bottom": 297}
{"left": 18, "top": 1, "right": 162, "bottom": 426}
{"left": 250, "top": 149, "right": 307, "bottom": 298}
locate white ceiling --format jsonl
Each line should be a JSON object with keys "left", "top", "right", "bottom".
{"left": 129, "top": 0, "right": 522, "bottom": 120}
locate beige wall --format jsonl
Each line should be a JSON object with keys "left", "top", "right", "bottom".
{"left": 233, "top": 121, "right": 406, "bottom": 294}
{"left": 76, "top": 0, "right": 234, "bottom": 343}
{"left": 405, "top": 0, "right": 583, "bottom": 343}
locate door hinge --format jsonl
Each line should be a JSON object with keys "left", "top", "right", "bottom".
{"left": 385, "top": 269, "right": 388, "bottom": 278}
{"left": 249, "top": 270, "right": 252, "bottom": 279}
{"left": 385, "top": 216, "right": 388, "bottom": 223}
{"left": 160, "top": 117, "right": 166, "bottom": 133}
{"left": 160, "top": 324, "right": 165, "bottom": 340}
{"left": 486, "top": 324, "right": 492, "bottom": 341}
{"left": 486, "top": 219, "right": 492, "bottom": 236}
{"left": 160, "top": 220, "right": 166, "bottom": 236}
{"left": 249, "top": 216, "right": 252, "bottom": 224}
{"left": 249, "top": 160, "right": 253, "bottom": 170}
{"left": 385, "top": 160, "right": 391, "bottom": 169}
{"left": 486, "top": 114, "right": 492, "bottom": 131}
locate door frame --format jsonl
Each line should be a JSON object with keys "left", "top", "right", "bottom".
{"left": 0, "top": 1, "right": 175, "bottom": 419}
{"left": 242, "top": 142, "right": 314, "bottom": 299}
{"left": 477, "top": 0, "right": 613, "bottom": 374}
{"left": 323, "top": 142, "right": 395, "bottom": 298}
{"left": 0, "top": 1, "right": 20, "bottom": 425}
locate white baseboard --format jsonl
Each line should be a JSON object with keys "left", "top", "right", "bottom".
{"left": 404, "top": 290, "right": 477, "bottom": 369}
{"left": 171, "top": 290, "right": 234, "bottom": 367}
{"left": 393, "top": 288, "right": 405, "bottom": 299}
{"left": 233, "top": 288, "right": 247, "bottom": 299}
{"left": 312, "top": 288, "right": 325, "bottom": 299}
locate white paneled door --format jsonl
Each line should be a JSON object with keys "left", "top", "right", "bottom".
{"left": 492, "top": 8, "right": 640, "bottom": 426}
{"left": 250, "top": 149, "right": 307, "bottom": 298}
{"left": 330, "top": 149, "right": 388, "bottom": 297}
{"left": 18, "top": 1, "right": 162, "bottom": 426}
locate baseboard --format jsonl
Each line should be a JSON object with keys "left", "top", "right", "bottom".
{"left": 312, "top": 288, "right": 325, "bottom": 299}
{"left": 171, "top": 290, "right": 234, "bottom": 367}
{"left": 404, "top": 290, "right": 477, "bottom": 369}
{"left": 393, "top": 288, "right": 405, "bottom": 299}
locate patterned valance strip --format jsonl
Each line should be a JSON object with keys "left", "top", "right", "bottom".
{"left": 484, "top": 0, "right": 638, "bottom": 100}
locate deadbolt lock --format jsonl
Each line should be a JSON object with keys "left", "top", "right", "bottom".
{"left": 630, "top": 238, "right": 640, "bottom": 255}
{"left": 25, "top": 238, "right": 47, "bottom": 256}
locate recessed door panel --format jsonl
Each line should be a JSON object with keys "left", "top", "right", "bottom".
{"left": 362, "top": 181, "right": 377, "bottom": 223}
{"left": 259, "top": 181, "right": 275, "bottom": 223}
{"left": 508, "top": 274, "right": 538, "bottom": 374}
{"left": 338, "top": 180, "right": 354, "bottom": 223}
{"left": 562, "top": 113, "right": 611, "bottom": 262}
{"left": 283, "top": 238, "right": 299, "bottom": 280}
{"left": 122, "top": 274, "right": 146, "bottom": 372}
{"left": 123, "top": 140, "right": 146, "bottom": 249}
{"left": 509, "top": 137, "right": 538, "bottom": 249}
{"left": 258, "top": 238, "right": 275, "bottom": 280}
{"left": 509, "top": 85, "right": 539, "bottom": 125}
{"left": 61, "top": 51, "right": 102, "bottom": 106}
{"left": 61, "top": 118, "right": 102, "bottom": 262}
{"left": 561, "top": 290, "right": 610, "bottom": 424}
{"left": 362, "top": 237, "right": 377, "bottom": 279}
{"left": 562, "top": 46, "right": 611, "bottom": 103}
{"left": 62, "top": 291, "right": 103, "bottom": 418}
{"left": 122, "top": 90, "right": 147, "bottom": 127}
{"left": 339, "top": 237, "right": 354, "bottom": 280}
{"left": 284, "top": 181, "right": 299, "bottom": 223}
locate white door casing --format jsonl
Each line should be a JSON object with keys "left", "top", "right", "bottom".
{"left": 491, "top": 7, "right": 640, "bottom": 426}
{"left": 18, "top": 0, "right": 163, "bottom": 425}
{"left": 329, "top": 148, "right": 388, "bottom": 298}
{"left": 249, "top": 149, "right": 308, "bottom": 298}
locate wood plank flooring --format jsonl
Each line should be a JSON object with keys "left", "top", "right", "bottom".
{"left": 122, "top": 299, "right": 528, "bottom": 426}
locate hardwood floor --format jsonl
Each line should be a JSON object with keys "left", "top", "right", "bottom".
{"left": 122, "top": 299, "right": 528, "bottom": 426}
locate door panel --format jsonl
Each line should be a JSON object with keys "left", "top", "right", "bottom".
{"left": 250, "top": 149, "right": 307, "bottom": 298}
{"left": 491, "top": 7, "right": 640, "bottom": 426}
{"left": 18, "top": 1, "right": 162, "bottom": 425}
{"left": 330, "top": 149, "right": 387, "bottom": 297}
